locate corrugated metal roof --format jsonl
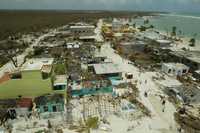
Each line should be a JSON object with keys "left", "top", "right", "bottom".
{"left": 93, "top": 63, "right": 122, "bottom": 75}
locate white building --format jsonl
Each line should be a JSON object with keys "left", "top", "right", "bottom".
{"left": 91, "top": 63, "right": 122, "bottom": 77}
{"left": 112, "top": 18, "right": 128, "bottom": 31}
{"left": 162, "top": 63, "right": 189, "bottom": 76}
{"left": 79, "top": 36, "right": 96, "bottom": 42}
{"left": 156, "top": 39, "right": 172, "bottom": 48}
{"left": 64, "top": 42, "right": 82, "bottom": 49}
{"left": 21, "top": 58, "right": 54, "bottom": 72}
{"left": 53, "top": 75, "right": 67, "bottom": 91}
{"left": 112, "top": 18, "right": 123, "bottom": 32}
{"left": 70, "top": 25, "right": 95, "bottom": 36}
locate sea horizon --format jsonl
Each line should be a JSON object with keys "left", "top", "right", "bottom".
{"left": 144, "top": 12, "right": 200, "bottom": 41}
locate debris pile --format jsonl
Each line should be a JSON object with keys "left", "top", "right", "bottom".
{"left": 174, "top": 106, "right": 200, "bottom": 133}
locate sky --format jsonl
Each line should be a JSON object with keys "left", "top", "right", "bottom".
{"left": 0, "top": 0, "right": 200, "bottom": 13}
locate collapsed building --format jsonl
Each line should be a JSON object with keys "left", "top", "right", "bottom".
{"left": 158, "top": 77, "right": 200, "bottom": 105}
{"left": 70, "top": 25, "right": 95, "bottom": 37}
{"left": 193, "top": 70, "right": 200, "bottom": 80}
{"left": 120, "top": 41, "right": 147, "bottom": 53}
{"left": 138, "top": 30, "right": 172, "bottom": 50}
{"left": 175, "top": 106, "right": 200, "bottom": 133}
{"left": 34, "top": 94, "right": 65, "bottom": 113}
{"left": 112, "top": 18, "right": 126, "bottom": 32}
{"left": 169, "top": 51, "right": 200, "bottom": 72}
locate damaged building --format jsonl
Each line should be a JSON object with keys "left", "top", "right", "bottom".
{"left": 169, "top": 51, "right": 200, "bottom": 72}
{"left": 161, "top": 63, "right": 189, "bottom": 77}
{"left": 70, "top": 25, "right": 95, "bottom": 36}
{"left": 175, "top": 106, "right": 200, "bottom": 133}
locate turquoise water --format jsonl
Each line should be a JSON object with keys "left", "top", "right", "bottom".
{"left": 134, "top": 13, "right": 200, "bottom": 41}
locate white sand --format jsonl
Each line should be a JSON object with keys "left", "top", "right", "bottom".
{"left": 6, "top": 19, "right": 182, "bottom": 133}
{"left": 0, "top": 32, "right": 56, "bottom": 78}
{"left": 159, "top": 30, "right": 200, "bottom": 51}
{"left": 94, "top": 36, "right": 179, "bottom": 132}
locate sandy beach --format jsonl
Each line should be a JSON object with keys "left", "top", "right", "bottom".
{"left": 158, "top": 30, "right": 200, "bottom": 51}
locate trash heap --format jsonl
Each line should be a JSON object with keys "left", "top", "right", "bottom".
{"left": 174, "top": 105, "right": 200, "bottom": 133}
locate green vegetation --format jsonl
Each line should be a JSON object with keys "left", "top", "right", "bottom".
{"left": 0, "top": 10, "right": 154, "bottom": 40}
{"left": 0, "top": 71, "right": 53, "bottom": 99}
{"left": 138, "top": 25, "right": 147, "bottom": 31}
{"left": 54, "top": 64, "right": 66, "bottom": 75}
{"left": 34, "top": 130, "right": 45, "bottom": 133}
{"left": 149, "top": 25, "right": 154, "bottom": 29}
{"left": 0, "top": 40, "right": 28, "bottom": 67}
{"left": 138, "top": 25, "right": 154, "bottom": 31}
{"left": 34, "top": 47, "right": 45, "bottom": 56}
{"left": 128, "top": 54, "right": 136, "bottom": 62}
{"left": 51, "top": 47, "right": 63, "bottom": 58}
{"left": 0, "top": 55, "right": 9, "bottom": 67}
{"left": 85, "top": 117, "right": 99, "bottom": 133}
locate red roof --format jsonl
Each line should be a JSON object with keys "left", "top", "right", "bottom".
{"left": 17, "top": 98, "right": 33, "bottom": 108}
{"left": 0, "top": 72, "right": 10, "bottom": 84}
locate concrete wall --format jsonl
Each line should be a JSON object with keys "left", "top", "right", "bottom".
{"left": 39, "top": 103, "right": 64, "bottom": 113}
{"left": 162, "top": 64, "right": 189, "bottom": 76}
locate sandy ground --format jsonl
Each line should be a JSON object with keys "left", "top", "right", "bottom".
{"left": 0, "top": 31, "right": 57, "bottom": 78}
{"left": 95, "top": 19, "right": 104, "bottom": 42}
{"left": 159, "top": 30, "right": 200, "bottom": 51}
{"left": 94, "top": 41, "right": 179, "bottom": 133}
{"left": 2, "top": 19, "right": 183, "bottom": 133}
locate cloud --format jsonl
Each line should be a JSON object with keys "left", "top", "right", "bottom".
{"left": 15, "top": 0, "right": 26, "bottom": 2}
{"left": 0, "top": 0, "right": 200, "bottom": 12}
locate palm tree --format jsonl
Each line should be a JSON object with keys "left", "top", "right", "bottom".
{"left": 133, "top": 23, "right": 136, "bottom": 28}
{"left": 96, "top": 43, "right": 102, "bottom": 52}
{"left": 171, "top": 26, "right": 177, "bottom": 36}
{"left": 47, "top": 120, "right": 53, "bottom": 132}
{"left": 165, "top": 28, "right": 169, "bottom": 36}
{"left": 84, "top": 117, "right": 99, "bottom": 133}
{"left": 144, "top": 19, "right": 149, "bottom": 25}
{"left": 189, "top": 38, "right": 196, "bottom": 47}
{"left": 149, "top": 25, "right": 154, "bottom": 29}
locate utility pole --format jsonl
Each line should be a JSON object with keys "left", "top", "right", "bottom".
{"left": 82, "top": 97, "right": 86, "bottom": 122}
{"left": 66, "top": 82, "right": 73, "bottom": 125}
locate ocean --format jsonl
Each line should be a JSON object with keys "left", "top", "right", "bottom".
{"left": 134, "top": 12, "right": 200, "bottom": 41}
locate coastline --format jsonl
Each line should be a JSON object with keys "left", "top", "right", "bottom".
{"left": 146, "top": 13, "right": 200, "bottom": 45}
{"left": 160, "top": 13, "right": 200, "bottom": 20}
{"left": 156, "top": 29, "right": 200, "bottom": 51}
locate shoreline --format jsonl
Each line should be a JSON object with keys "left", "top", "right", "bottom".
{"left": 147, "top": 13, "right": 200, "bottom": 47}
{"left": 156, "top": 29, "right": 200, "bottom": 51}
